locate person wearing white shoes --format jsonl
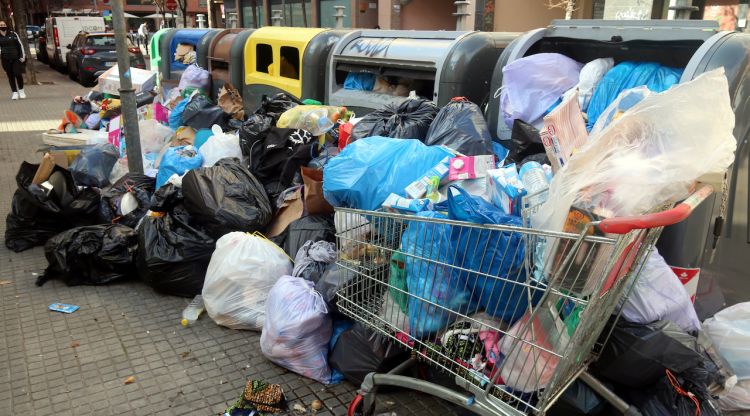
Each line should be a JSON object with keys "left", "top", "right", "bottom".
{"left": 0, "top": 20, "right": 26, "bottom": 100}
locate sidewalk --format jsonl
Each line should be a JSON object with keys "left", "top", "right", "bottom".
{"left": 0, "top": 63, "right": 459, "bottom": 416}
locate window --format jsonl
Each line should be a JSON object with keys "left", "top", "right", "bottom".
{"left": 270, "top": 0, "right": 312, "bottom": 27}
{"left": 87, "top": 35, "right": 117, "bottom": 46}
{"left": 256, "top": 43, "right": 273, "bottom": 73}
{"left": 242, "top": 0, "right": 265, "bottom": 28}
{"left": 320, "top": 0, "right": 352, "bottom": 28}
{"left": 279, "top": 46, "right": 300, "bottom": 80}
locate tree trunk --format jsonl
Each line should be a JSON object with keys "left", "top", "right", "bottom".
{"left": 251, "top": 0, "right": 258, "bottom": 28}
{"left": 301, "top": 0, "right": 308, "bottom": 27}
{"left": 178, "top": 0, "right": 187, "bottom": 28}
{"left": 11, "top": 0, "right": 36, "bottom": 84}
{"left": 565, "top": 0, "right": 575, "bottom": 19}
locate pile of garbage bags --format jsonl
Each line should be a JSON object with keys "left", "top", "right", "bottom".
{"left": 11, "top": 51, "right": 747, "bottom": 411}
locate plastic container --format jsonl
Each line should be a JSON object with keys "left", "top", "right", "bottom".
{"left": 181, "top": 295, "right": 204, "bottom": 327}
{"left": 519, "top": 161, "right": 549, "bottom": 208}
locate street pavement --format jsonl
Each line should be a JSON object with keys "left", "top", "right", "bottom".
{"left": 0, "top": 62, "right": 460, "bottom": 416}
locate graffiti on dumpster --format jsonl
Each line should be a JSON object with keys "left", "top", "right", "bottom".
{"left": 346, "top": 38, "right": 394, "bottom": 57}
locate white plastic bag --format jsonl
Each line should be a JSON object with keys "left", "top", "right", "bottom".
{"left": 260, "top": 276, "right": 333, "bottom": 384}
{"left": 198, "top": 125, "right": 242, "bottom": 167}
{"left": 138, "top": 119, "right": 174, "bottom": 153}
{"left": 500, "top": 53, "right": 583, "bottom": 128}
{"left": 619, "top": 249, "right": 700, "bottom": 332}
{"left": 564, "top": 58, "right": 615, "bottom": 113}
{"left": 534, "top": 69, "right": 737, "bottom": 233}
{"left": 202, "top": 232, "right": 292, "bottom": 330}
{"left": 704, "top": 302, "right": 750, "bottom": 410}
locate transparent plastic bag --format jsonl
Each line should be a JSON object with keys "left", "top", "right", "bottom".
{"left": 202, "top": 232, "right": 292, "bottom": 330}
{"left": 178, "top": 64, "right": 210, "bottom": 93}
{"left": 563, "top": 58, "right": 614, "bottom": 113}
{"left": 703, "top": 302, "right": 750, "bottom": 380}
{"left": 276, "top": 105, "right": 346, "bottom": 136}
{"left": 260, "top": 275, "right": 333, "bottom": 384}
{"left": 498, "top": 305, "right": 571, "bottom": 392}
{"left": 533, "top": 69, "right": 737, "bottom": 233}
{"left": 139, "top": 119, "right": 174, "bottom": 154}
{"left": 198, "top": 125, "right": 242, "bottom": 167}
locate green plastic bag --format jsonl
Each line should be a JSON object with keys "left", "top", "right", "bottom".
{"left": 389, "top": 251, "right": 408, "bottom": 314}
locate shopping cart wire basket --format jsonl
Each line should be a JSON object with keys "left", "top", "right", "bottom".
{"left": 334, "top": 184, "right": 714, "bottom": 416}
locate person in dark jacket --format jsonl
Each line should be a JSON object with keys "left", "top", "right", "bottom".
{"left": 0, "top": 20, "right": 26, "bottom": 100}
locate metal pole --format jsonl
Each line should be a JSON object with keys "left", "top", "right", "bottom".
{"left": 669, "top": 0, "right": 698, "bottom": 20}
{"left": 110, "top": 0, "right": 144, "bottom": 174}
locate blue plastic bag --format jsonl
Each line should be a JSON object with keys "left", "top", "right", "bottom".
{"left": 586, "top": 61, "right": 683, "bottom": 130}
{"left": 445, "top": 186, "right": 539, "bottom": 324}
{"left": 156, "top": 146, "right": 203, "bottom": 189}
{"left": 344, "top": 73, "right": 375, "bottom": 91}
{"left": 169, "top": 98, "right": 190, "bottom": 131}
{"left": 402, "top": 211, "right": 476, "bottom": 338}
{"left": 323, "top": 136, "right": 454, "bottom": 211}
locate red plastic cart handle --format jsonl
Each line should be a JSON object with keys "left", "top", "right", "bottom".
{"left": 598, "top": 184, "right": 714, "bottom": 235}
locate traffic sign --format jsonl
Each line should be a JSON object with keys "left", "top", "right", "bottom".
{"left": 166, "top": 0, "right": 177, "bottom": 11}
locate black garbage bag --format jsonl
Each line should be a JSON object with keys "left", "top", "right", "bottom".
{"left": 249, "top": 127, "right": 317, "bottom": 202}
{"left": 256, "top": 92, "right": 302, "bottom": 124}
{"left": 424, "top": 97, "right": 494, "bottom": 155}
{"left": 98, "top": 173, "right": 155, "bottom": 228}
{"left": 329, "top": 323, "right": 408, "bottom": 386}
{"left": 136, "top": 212, "right": 215, "bottom": 297}
{"left": 626, "top": 366, "right": 721, "bottom": 416}
{"left": 281, "top": 214, "right": 335, "bottom": 259}
{"left": 181, "top": 94, "right": 230, "bottom": 131}
{"left": 505, "top": 119, "right": 549, "bottom": 165}
{"left": 149, "top": 183, "right": 184, "bottom": 213}
{"left": 593, "top": 319, "right": 710, "bottom": 389}
{"left": 315, "top": 263, "right": 357, "bottom": 313}
{"left": 38, "top": 224, "right": 138, "bottom": 286}
{"left": 547, "top": 380, "right": 607, "bottom": 416}
{"left": 351, "top": 98, "right": 439, "bottom": 142}
{"left": 238, "top": 113, "right": 273, "bottom": 161}
{"left": 292, "top": 240, "right": 337, "bottom": 283}
{"left": 182, "top": 158, "right": 272, "bottom": 239}
{"left": 5, "top": 190, "right": 66, "bottom": 252}
{"left": 5, "top": 162, "right": 100, "bottom": 252}
{"left": 70, "top": 100, "right": 92, "bottom": 120}
{"left": 69, "top": 143, "right": 119, "bottom": 187}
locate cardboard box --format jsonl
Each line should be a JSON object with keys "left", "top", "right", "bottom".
{"left": 97, "top": 66, "right": 156, "bottom": 97}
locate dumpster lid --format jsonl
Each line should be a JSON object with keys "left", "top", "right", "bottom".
{"left": 334, "top": 30, "right": 471, "bottom": 67}
{"left": 545, "top": 19, "right": 719, "bottom": 42}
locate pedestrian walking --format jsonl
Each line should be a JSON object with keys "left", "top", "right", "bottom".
{"left": 0, "top": 20, "right": 26, "bottom": 100}
{"left": 138, "top": 22, "right": 149, "bottom": 56}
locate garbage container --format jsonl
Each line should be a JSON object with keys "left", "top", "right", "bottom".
{"left": 326, "top": 30, "right": 519, "bottom": 115}
{"left": 148, "top": 28, "right": 170, "bottom": 75}
{"left": 242, "top": 26, "right": 348, "bottom": 112}
{"left": 485, "top": 19, "right": 750, "bottom": 316}
{"left": 207, "top": 28, "right": 254, "bottom": 99}
{"left": 162, "top": 28, "right": 219, "bottom": 83}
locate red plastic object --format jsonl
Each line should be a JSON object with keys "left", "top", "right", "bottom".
{"left": 339, "top": 122, "right": 353, "bottom": 151}
{"left": 598, "top": 184, "right": 713, "bottom": 234}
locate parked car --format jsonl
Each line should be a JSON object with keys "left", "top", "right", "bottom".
{"left": 36, "top": 29, "right": 48, "bottom": 63}
{"left": 45, "top": 15, "right": 106, "bottom": 69}
{"left": 65, "top": 32, "right": 146, "bottom": 87}
{"left": 26, "top": 25, "right": 40, "bottom": 40}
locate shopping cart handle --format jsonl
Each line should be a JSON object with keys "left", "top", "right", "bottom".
{"left": 598, "top": 184, "right": 714, "bottom": 234}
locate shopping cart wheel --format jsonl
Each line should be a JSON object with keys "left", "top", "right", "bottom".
{"left": 347, "top": 394, "right": 375, "bottom": 416}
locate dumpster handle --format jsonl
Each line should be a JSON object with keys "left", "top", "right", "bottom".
{"left": 598, "top": 184, "right": 714, "bottom": 235}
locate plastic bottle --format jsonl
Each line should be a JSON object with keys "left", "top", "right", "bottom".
{"left": 519, "top": 161, "right": 550, "bottom": 208}
{"left": 181, "top": 295, "right": 204, "bottom": 327}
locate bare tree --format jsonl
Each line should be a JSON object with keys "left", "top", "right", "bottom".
{"left": 175, "top": 0, "right": 188, "bottom": 28}
{"left": 547, "top": 0, "right": 576, "bottom": 19}
{"left": 301, "top": 0, "right": 308, "bottom": 27}
{"left": 250, "top": 0, "right": 258, "bottom": 27}
{"left": 153, "top": 0, "right": 168, "bottom": 27}
{"left": 10, "top": 0, "right": 37, "bottom": 84}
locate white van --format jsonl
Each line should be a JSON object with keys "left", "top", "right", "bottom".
{"left": 45, "top": 15, "right": 105, "bottom": 68}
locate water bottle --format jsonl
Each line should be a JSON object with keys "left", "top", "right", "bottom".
{"left": 519, "top": 161, "right": 550, "bottom": 208}
{"left": 181, "top": 295, "right": 204, "bottom": 327}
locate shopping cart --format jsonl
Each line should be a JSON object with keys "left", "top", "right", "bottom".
{"left": 334, "top": 184, "right": 714, "bottom": 416}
